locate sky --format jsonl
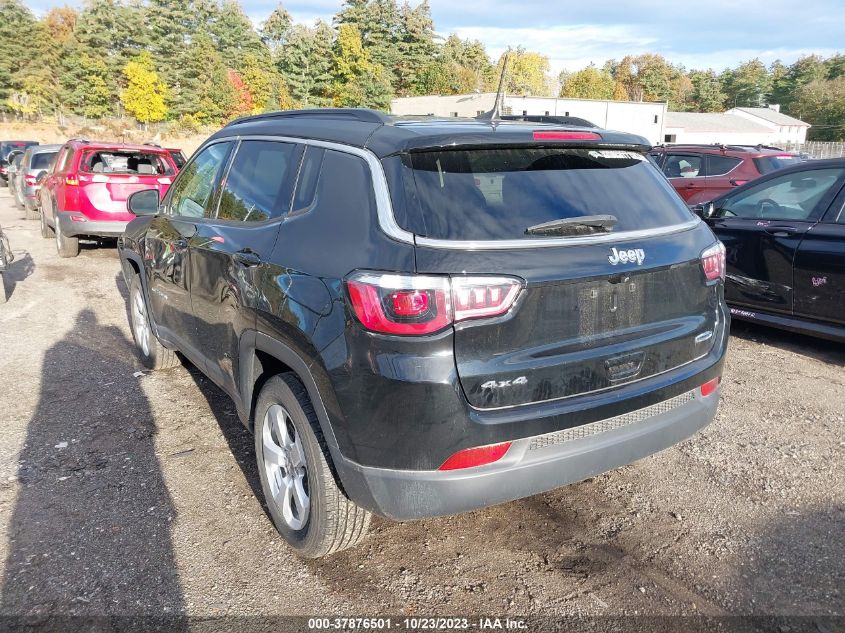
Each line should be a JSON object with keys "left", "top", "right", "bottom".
{"left": 26, "top": 0, "right": 845, "bottom": 74}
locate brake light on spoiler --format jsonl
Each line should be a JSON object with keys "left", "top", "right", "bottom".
{"left": 347, "top": 272, "right": 523, "bottom": 336}
{"left": 533, "top": 130, "right": 602, "bottom": 141}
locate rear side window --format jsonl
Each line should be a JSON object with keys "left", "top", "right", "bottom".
{"left": 753, "top": 155, "right": 802, "bottom": 175}
{"left": 395, "top": 148, "right": 693, "bottom": 241}
{"left": 31, "top": 152, "right": 57, "bottom": 170}
{"left": 292, "top": 149, "right": 374, "bottom": 220}
{"left": 81, "top": 150, "right": 174, "bottom": 175}
{"left": 216, "top": 140, "right": 297, "bottom": 222}
{"left": 707, "top": 155, "right": 742, "bottom": 176}
{"left": 169, "top": 151, "right": 186, "bottom": 169}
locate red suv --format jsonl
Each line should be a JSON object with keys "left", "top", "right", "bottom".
{"left": 39, "top": 140, "right": 178, "bottom": 257}
{"left": 648, "top": 144, "right": 802, "bottom": 205}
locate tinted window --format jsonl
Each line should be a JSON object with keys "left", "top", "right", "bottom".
{"left": 663, "top": 154, "right": 702, "bottom": 178}
{"left": 31, "top": 152, "right": 57, "bottom": 170}
{"left": 719, "top": 168, "right": 844, "bottom": 221}
{"left": 169, "top": 151, "right": 186, "bottom": 169}
{"left": 217, "top": 141, "right": 297, "bottom": 222}
{"left": 646, "top": 152, "right": 663, "bottom": 168}
{"left": 396, "top": 148, "right": 693, "bottom": 241}
{"left": 291, "top": 146, "right": 325, "bottom": 215}
{"left": 295, "top": 149, "right": 374, "bottom": 221}
{"left": 167, "top": 142, "right": 232, "bottom": 219}
{"left": 58, "top": 147, "right": 74, "bottom": 173}
{"left": 707, "top": 155, "right": 742, "bottom": 176}
{"left": 754, "top": 155, "right": 801, "bottom": 175}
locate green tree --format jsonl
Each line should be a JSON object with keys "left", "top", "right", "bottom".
{"left": 74, "top": 0, "right": 147, "bottom": 81}
{"left": 177, "top": 34, "right": 236, "bottom": 124}
{"left": 261, "top": 3, "right": 292, "bottom": 52}
{"left": 60, "top": 46, "right": 114, "bottom": 117}
{"left": 721, "top": 58, "right": 771, "bottom": 107}
{"left": 560, "top": 65, "right": 614, "bottom": 99}
{"left": 331, "top": 23, "right": 393, "bottom": 109}
{"left": 494, "top": 47, "right": 550, "bottom": 95}
{"left": 121, "top": 51, "right": 169, "bottom": 124}
{"left": 793, "top": 76, "right": 845, "bottom": 141}
{"left": 394, "top": 1, "right": 436, "bottom": 95}
{"left": 0, "top": 0, "right": 37, "bottom": 113}
{"left": 211, "top": 1, "right": 267, "bottom": 71}
{"left": 689, "top": 69, "right": 726, "bottom": 112}
{"left": 277, "top": 21, "right": 334, "bottom": 106}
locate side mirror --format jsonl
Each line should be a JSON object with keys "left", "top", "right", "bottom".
{"left": 35, "top": 171, "right": 48, "bottom": 184}
{"left": 128, "top": 188, "right": 160, "bottom": 216}
{"left": 692, "top": 202, "right": 716, "bottom": 219}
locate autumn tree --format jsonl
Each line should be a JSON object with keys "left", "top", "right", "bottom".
{"left": 121, "top": 51, "right": 169, "bottom": 124}
{"left": 331, "top": 23, "right": 393, "bottom": 109}
{"left": 494, "top": 48, "right": 550, "bottom": 96}
{"left": 560, "top": 65, "right": 614, "bottom": 99}
{"left": 721, "top": 58, "right": 771, "bottom": 108}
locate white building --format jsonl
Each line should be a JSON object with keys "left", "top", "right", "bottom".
{"left": 726, "top": 107, "right": 810, "bottom": 145}
{"left": 390, "top": 92, "right": 668, "bottom": 145}
{"left": 663, "top": 107, "right": 810, "bottom": 147}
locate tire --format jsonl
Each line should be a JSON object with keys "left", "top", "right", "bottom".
{"left": 0, "top": 273, "right": 6, "bottom": 304}
{"left": 55, "top": 215, "right": 80, "bottom": 258}
{"left": 14, "top": 194, "right": 24, "bottom": 211}
{"left": 255, "top": 373, "right": 370, "bottom": 558}
{"left": 39, "top": 207, "right": 54, "bottom": 238}
{"left": 128, "top": 274, "right": 179, "bottom": 370}
{"left": 24, "top": 203, "right": 37, "bottom": 221}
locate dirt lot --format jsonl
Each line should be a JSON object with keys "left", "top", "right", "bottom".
{"left": 0, "top": 188, "right": 842, "bottom": 630}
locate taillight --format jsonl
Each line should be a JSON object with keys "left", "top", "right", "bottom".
{"left": 533, "top": 130, "right": 601, "bottom": 141}
{"left": 25, "top": 175, "right": 37, "bottom": 185}
{"left": 346, "top": 272, "right": 523, "bottom": 336}
{"left": 701, "top": 242, "right": 725, "bottom": 282}
{"left": 65, "top": 174, "right": 79, "bottom": 186}
{"left": 700, "top": 376, "right": 721, "bottom": 397}
{"left": 438, "top": 441, "right": 512, "bottom": 471}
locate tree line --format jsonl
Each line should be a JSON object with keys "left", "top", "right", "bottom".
{"left": 0, "top": 0, "right": 842, "bottom": 140}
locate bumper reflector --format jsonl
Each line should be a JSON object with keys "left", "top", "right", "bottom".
{"left": 438, "top": 442, "right": 512, "bottom": 471}
{"left": 700, "top": 376, "right": 721, "bottom": 397}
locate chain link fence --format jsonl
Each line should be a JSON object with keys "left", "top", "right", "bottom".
{"left": 782, "top": 141, "right": 845, "bottom": 159}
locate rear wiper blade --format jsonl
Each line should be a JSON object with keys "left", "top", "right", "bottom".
{"left": 525, "top": 214, "right": 617, "bottom": 236}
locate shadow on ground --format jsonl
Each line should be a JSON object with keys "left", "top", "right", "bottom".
{"left": 0, "top": 309, "right": 186, "bottom": 627}
{"left": 1, "top": 251, "right": 34, "bottom": 302}
{"left": 730, "top": 320, "right": 845, "bottom": 366}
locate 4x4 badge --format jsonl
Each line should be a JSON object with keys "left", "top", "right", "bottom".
{"left": 608, "top": 247, "right": 645, "bottom": 266}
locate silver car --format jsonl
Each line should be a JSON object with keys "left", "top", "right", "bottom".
{"left": 14, "top": 144, "right": 60, "bottom": 220}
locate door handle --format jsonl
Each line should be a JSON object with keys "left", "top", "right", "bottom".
{"left": 763, "top": 225, "right": 800, "bottom": 237}
{"left": 233, "top": 249, "right": 262, "bottom": 267}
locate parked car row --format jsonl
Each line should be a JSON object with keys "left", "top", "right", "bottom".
{"left": 648, "top": 143, "right": 803, "bottom": 205}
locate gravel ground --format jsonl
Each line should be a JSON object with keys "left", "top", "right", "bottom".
{"left": 0, "top": 188, "right": 842, "bottom": 630}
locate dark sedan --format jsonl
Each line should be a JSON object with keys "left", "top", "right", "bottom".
{"left": 695, "top": 158, "right": 845, "bottom": 342}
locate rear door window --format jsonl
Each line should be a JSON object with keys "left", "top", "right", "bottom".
{"left": 707, "top": 155, "right": 742, "bottom": 176}
{"left": 216, "top": 140, "right": 298, "bottom": 222}
{"left": 395, "top": 148, "right": 693, "bottom": 241}
{"left": 166, "top": 142, "right": 232, "bottom": 219}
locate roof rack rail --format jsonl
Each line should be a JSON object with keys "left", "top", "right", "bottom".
{"left": 225, "top": 108, "right": 391, "bottom": 128}
{"left": 67, "top": 137, "right": 91, "bottom": 144}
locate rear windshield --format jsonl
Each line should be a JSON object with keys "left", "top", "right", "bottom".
{"left": 754, "top": 155, "right": 801, "bottom": 175}
{"left": 81, "top": 150, "right": 174, "bottom": 175}
{"left": 394, "top": 148, "right": 693, "bottom": 241}
{"left": 31, "top": 152, "right": 56, "bottom": 170}
{"left": 1, "top": 142, "right": 36, "bottom": 160}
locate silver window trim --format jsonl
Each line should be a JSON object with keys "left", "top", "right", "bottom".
{"left": 202, "top": 134, "right": 701, "bottom": 250}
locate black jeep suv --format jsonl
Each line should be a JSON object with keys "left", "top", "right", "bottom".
{"left": 118, "top": 109, "right": 728, "bottom": 558}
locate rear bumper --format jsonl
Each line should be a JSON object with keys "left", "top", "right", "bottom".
{"left": 57, "top": 212, "right": 129, "bottom": 238}
{"left": 338, "top": 387, "right": 720, "bottom": 520}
